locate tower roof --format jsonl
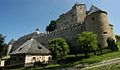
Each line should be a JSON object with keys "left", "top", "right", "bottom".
{"left": 11, "top": 39, "right": 51, "bottom": 55}
{"left": 87, "top": 5, "right": 107, "bottom": 15}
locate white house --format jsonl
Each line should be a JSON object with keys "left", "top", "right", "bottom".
{"left": 10, "top": 39, "right": 52, "bottom": 67}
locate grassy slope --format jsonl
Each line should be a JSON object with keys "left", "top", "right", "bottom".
{"left": 86, "top": 62, "right": 120, "bottom": 70}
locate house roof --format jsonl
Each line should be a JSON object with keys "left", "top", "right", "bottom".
{"left": 10, "top": 31, "right": 40, "bottom": 53}
{"left": 87, "top": 5, "right": 107, "bottom": 15}
{"left": 1, "top": 56, "right": 10, "bottom": 60}
{"left": 11, "top": 39, "right": 51, "bottom": 55}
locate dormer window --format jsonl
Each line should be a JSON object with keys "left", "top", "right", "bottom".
{"left": 18, "top": 48, "right": 23, "bottom": 51}
{"left": 38, "top": 46, "right": 42, "bottom": 49}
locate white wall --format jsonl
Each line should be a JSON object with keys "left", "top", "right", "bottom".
{"left": 0, "top": 60, "right": 5, "bottom": 66}
{"left": 25, "top": 55, "right": 51, "bottom": 64}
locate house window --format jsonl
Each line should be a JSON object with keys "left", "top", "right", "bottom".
{"left": 49, "top": 57, "right": 52, "bottom": 60}
{"left": 103, "top": 32, "right": 107, "bottom": 34}
{"left": 31, "top": 57, "right": 36, "bottom": 62}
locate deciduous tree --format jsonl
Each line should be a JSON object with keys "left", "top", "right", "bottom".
{"left": 48, "top": 38, "right": 69, "bottom": 59}
{"left": 76, "top": 32, "right": 98, "bottom": 57}
{"left": 46, "top": 20, "right": 57, "bottom": 32}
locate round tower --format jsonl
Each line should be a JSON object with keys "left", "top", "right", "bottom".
{"left": 85, "top": 5, "right": 116, "bottom": 47}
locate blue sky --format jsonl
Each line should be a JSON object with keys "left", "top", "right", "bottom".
{"left": 0, "top": 0, "right": 120, "bottom": 43}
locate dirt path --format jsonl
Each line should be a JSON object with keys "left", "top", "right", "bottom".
{"left": 60, "top": 58, "right": 120, "bottom": 70}
{"left": 81, "top": 58, "right": 120, "bottom": 70}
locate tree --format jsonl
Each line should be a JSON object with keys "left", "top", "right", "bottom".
{"left": 107, "top": 37, "right": 118, "bottom": 51}
{"left": 0, "top": 34, "right": 7, "bottom": 57}
{"left": 48, "top": 38, "right": 69, "bottom": 59}
{"left": 46, "top": 20, "right": 57, "bottom": 32}
{"left": 76, "top": 32, "right": 98, "bottom": 57}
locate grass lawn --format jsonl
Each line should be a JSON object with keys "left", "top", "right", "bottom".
{"left": 86, "top": 62, "right": 120, "bottom": 70}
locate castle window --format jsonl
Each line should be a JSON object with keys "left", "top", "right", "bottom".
{"left": 80, "top": 7, "right": 82, "bottom": 9}
{"left": 103, "top": 32, "right": 107, "bottom": 34}
{"left": 111, "top": 28, "right": 113, "bottom": 30}
{"left": 66, "top": 22, "right": 68, "bottom": 24}
{"left": 71, "top": 20, "right": 73, "bottom": 22}
{"left": 92, "top": 17, "right": 94, "bottom": 20}
{"left": 72, "top": 14, "right": 75, "bottom": 18}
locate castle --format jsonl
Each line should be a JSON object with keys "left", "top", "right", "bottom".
{"left": 8, "top": 3, "right": 116, "bottom": 54}
{"left": 0, "top": 3, "right": 116, "bottom": 67}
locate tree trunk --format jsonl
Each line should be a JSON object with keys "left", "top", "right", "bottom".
{"left": 84, "top": 52, "right": 88, "bottom": 57}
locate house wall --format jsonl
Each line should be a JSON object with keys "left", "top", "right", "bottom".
{"left": 10, "top": 55, "right": 25, "bottom": 65}
{"left": 0, "top": 60, "right": 5, "bottom": 66}
{"left": 25, "top": 55, "right": 51, "bottom": 64}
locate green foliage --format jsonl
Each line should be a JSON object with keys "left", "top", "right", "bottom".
{"left": 76, "top": 32, "right": 98, "bottom": 56}
{"left": 0, "top": 34, "right": 7, "bottom": 57}
{"left": 46, "top": 20, "right": 57, "bottom": 32}
{"left": 116, "top": 41, "right": 120, "bottom": 50}
{"left": 107, "top": 37, "right": 118, "bottom": 51}
{"left": 48, "top": 38, "right": 69, "bottom": 59}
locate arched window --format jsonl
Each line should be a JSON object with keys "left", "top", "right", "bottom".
{"left": 31, "top": 57, "right": 36, "bottom": 63}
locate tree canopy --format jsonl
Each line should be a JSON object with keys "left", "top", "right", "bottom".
{"left": 76, "top": 32, "right": 98, "bottom": 56}
{"left": 46, "top": 20, "right": 57, "bottom": 32}
{"left": 107, "top": 37, "right": 118, "bottom": 51}
{"left": 0, "top": 34, "right": 7, "bottom": 57}
{"left": 48, "top": 38, "right": 69, "bottom": 59}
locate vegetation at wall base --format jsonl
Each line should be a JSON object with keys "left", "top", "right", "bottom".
{"left": 76, "top": 32, "right": 98, "bottom": 57}
{"left": 48, "top": 38, "right": 70, "bottom": 59}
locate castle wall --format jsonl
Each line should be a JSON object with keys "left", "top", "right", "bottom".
{"left": 85, "top": 11, "right": 114, "bottom": 47}
{"left": 35, "top": 23, "right": 85, "bottom": 50}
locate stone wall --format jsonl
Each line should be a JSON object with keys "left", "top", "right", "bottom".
{"left": 35, "top": 23, "right": 85, "bottom": 51}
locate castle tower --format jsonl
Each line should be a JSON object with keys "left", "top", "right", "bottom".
{"left": 56, "top": 3, "right": 86, "bottom": 29}
{"left": 85, "top": 5, "right": 116, "bottom": 47}
{"left": 35, "top": 28, "right": 40, "bottom": 34}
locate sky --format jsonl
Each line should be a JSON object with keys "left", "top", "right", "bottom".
{"left": 0, "top": 0, "right": 120, "bottom": 43}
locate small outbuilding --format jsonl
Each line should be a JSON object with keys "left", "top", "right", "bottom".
{"left": 10, "top": 39, "right": 52, "bottom": 67}
{"left": 0, "top": 56, "right": 10, "bottom": 67}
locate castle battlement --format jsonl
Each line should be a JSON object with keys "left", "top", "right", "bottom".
{"left": 37, "top": 22, "right": 84, "bottom": 38}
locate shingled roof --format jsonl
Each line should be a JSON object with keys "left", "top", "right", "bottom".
{"left": 11, "top": 39, "right": 51, "bottom": 55}
{"left": 10, "top": 31, "right": 40, "bottom": 53}
{"left": 87, "top": 5, "right": 107, "bottom": 15}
